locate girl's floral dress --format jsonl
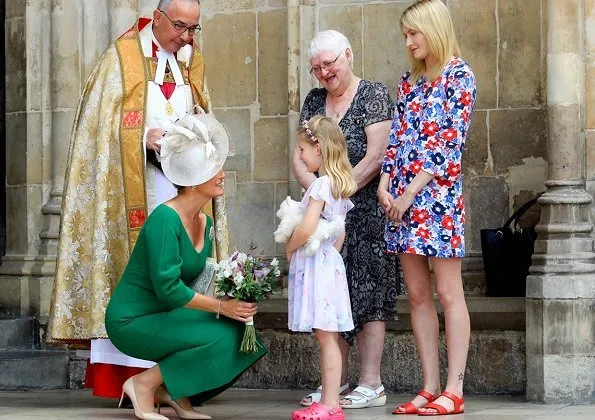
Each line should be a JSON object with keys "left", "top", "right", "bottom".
{"left": 288, "top": 176, "right": 355, "bottom": 332}
{"left": 381, "top": 57, "right": 476, "bottom": 258}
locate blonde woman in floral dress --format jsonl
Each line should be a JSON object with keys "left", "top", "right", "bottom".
{"left": 378, "top": 0, "right": 476, "bottom": 416}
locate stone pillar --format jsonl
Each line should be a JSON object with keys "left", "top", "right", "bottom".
{"left": 0, "top": 0, "right": 53, "bottom": 316}
{"left": 39, "top": 0, "right": 82, "bottom": 258}
{"left": 287, "top": 0, "right": 317, "bottom": 199}
{"left": 137, "top": 0, "right": 155, "bottom": 23}
{"left": 287, "top": 0, "right": 300, "bottom": 198}
{"left": 0, "top": 0, "right": 117, "bottom": 319}
{"left": 111, "top": 0, "right": 139, "bottom": 40}
{"left": 586, "top": 0, "right": 595, "bottom": 240}
{"left": 525, "top": 0, "right": 595, "bottom": 404}
{"left": 83, "top": 1, "right": 110, "bottom": 78}
{"left": 29, "top": 0, "right": 83, "bottom": 318}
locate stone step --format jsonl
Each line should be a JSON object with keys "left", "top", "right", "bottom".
{"left": 259, "top": 295, "right": 526, "bottom": 331}
{"left": 0, "top": 350, "right": 72, "bottom": 390}
{"left": 243, "top": 295, "right": 527, "bottom": 394}
{"left": 0, "top": 317, "right": 38, "bottom": 350}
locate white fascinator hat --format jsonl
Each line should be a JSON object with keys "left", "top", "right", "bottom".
{"left": 157, "top": 113, "right": 229, "bottom": 187}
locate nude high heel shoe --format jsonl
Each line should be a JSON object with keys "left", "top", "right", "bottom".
{"left": 119, "top": 377, "right": 169, "bottom": 420}
{"left": 155, "top": 386, "right": 212, "bottom": 419}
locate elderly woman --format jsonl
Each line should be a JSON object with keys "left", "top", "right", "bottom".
{"left": 292, "top": 29, "right": 403, "bottom": 409}
{"left": 105, "top": 114, "right": 267, "bottom": 420}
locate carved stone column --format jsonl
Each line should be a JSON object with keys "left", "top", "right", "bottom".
{"left": 525, "top": 0, "right": 595, "bottom": 403}
{"left": 111, "top": 0, "right": 139, "bottom": 40}
{"left": 39, "top": 0, "right": 81, "bottom": 257}
{"left": 0, "top": 0, "right": 116, "bottom": 318}
{"left": 0, "top": 0, "right": 54, "bottom": 316}
{"left": 39, "top": 1, "right": 110, "bottom": 256}
{"left": 287, "top": 0, "right": 317, "bottom": 199}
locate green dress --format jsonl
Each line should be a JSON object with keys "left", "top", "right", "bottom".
{"left": 105, "top": 204, "right": 267, "bottom": 401}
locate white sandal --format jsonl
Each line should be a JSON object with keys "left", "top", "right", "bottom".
{"left": 340, "top": 384, "right": 387, "bottom": 409}
{"left": 299, "top": 383, "right": 350, "bottom": 407}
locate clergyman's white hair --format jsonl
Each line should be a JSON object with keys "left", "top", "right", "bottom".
{"left": 157, "top": 0, "right": 200, "bottom": 11}
{"left": 308, "top": 30, "right": 354, "bottom": 63}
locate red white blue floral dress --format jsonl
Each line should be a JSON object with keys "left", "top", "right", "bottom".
{"left": 381, "top": 57, "right": 476, "bottom": 258}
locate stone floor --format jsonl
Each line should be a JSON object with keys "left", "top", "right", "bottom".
{"left": 0, "top": 389, "right": 593, "bottom": 420}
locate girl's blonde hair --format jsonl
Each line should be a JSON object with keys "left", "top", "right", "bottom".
{"left": 401, "top": 0, "right": 460, "bottom": 83}
{"left": 298, "top": 116, "right": 357, "bottom": 200}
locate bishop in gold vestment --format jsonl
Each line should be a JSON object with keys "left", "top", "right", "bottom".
{"left": 48, "top": 3, "right": 229, "bottom": 397}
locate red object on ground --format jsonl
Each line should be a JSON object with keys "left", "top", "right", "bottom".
{"left": 85, "top": 361, "right": 146, "bottom": 398}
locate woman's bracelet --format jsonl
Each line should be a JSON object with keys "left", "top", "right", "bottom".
{"left": 216, "top": 299, "right": 221, "bottom": 319}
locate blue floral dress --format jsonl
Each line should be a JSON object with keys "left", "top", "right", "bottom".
{"left": 381, "top": 57, "right": 476, "bottom": 258}
{"left": 287, "top": 176, "right": 355, "bottom": 332}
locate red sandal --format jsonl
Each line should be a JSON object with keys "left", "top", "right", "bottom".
{"left": 392, "top": 390, "right": 438, "bottom": 415}
{"left": 417, "top": 391, "right": 464, "bottom": 416}
{"left": 292, "top": 402, "right": 345, "bottom": 420}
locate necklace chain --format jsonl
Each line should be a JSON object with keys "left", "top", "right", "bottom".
{"left": 327, "top": 79, "right": 358, "bottom": 122}
{"left": 328, "top": 99, "right": 350, "bottom": 121}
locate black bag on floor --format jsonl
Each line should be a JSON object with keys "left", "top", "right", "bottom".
{"left": 480, "top": 196, "right": 540, "bottom": 297}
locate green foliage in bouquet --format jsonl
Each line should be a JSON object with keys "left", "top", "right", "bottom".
{"left": 214, "top": 250, "right": 282, "bottom": 352}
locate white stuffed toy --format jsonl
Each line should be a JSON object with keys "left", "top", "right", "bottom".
{"left": 274, "top": 196, "right": 345, "bottom": 256}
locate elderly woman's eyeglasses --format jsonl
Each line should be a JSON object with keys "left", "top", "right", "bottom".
{"left": 309, "top": 54, "right": 342, "bottom": 74}
{"left": 159, "top": 10, "right": 201, "bottom": 35}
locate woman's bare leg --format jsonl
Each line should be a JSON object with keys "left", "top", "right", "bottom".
{"left": 395, "top": 253, "right": 441, "bottom": 412}
{"left": 418, "top": 257, "right": 469, "bottom": 414}
{"left": 129, "top": 365, "right": 163, "bottom": 413}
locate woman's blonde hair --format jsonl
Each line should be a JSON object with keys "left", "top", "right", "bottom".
{"left": 401, "top": 0, "right": 460, "bottom": 83}
{"left": 298, "top": 116, "right": 357, "bottom": 200}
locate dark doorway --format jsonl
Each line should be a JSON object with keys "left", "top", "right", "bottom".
{"left": 1, "top": 0, "right": 6, "bottom": 256}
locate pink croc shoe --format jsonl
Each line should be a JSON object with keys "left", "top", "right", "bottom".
{"left": 292, "top": 402, "right": 345, "bottom": 420}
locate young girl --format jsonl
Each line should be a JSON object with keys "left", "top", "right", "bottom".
{"left": 286, "top": 116, "right": 358, "bottom": 420}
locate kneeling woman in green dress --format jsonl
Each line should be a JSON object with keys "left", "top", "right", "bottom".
{"left": 105, "top": 114, "right": 267, "bottom": 420}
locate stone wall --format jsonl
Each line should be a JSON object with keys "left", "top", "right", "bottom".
{"left": 4, "top": 0, "right": 594, "bottom": 400}
{"left": 201, "top": 0, "right": 548, "bottom": 265}
{"left": 237, "top": 329, "right": 526, "bottom": 394}
{"left": 200, "top": 1, "right": 290, "bottom": 258}
{"left": 2, "top": 0, "right": 548, "bottom": 279}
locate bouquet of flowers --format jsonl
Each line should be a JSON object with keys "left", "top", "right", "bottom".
{"left": 214, "top": 250, "right": 281, "bottom": 353}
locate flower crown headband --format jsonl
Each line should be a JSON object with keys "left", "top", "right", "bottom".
{"left": 301, "top": 120, "right": 318, "bottom": 143}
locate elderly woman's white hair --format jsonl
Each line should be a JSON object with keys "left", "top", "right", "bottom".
{"left": 308, "top": 30, "right": 355, "bottom": 67}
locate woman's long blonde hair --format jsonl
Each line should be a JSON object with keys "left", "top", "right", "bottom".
{"left": 298, "top": 116, "right": 358, "bottom": 200}
{"left": 401, "top": 0, "right": 460, "bottom": 83}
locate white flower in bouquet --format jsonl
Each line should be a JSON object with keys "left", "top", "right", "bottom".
{"left": 214, "top": 250, "right": 282, "bottom": 353}
{"left": 222, "top": 266, "right": 232, "bottom": 279}
{"left": 233, "top": 273, "right": 245, "bottom": 287}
